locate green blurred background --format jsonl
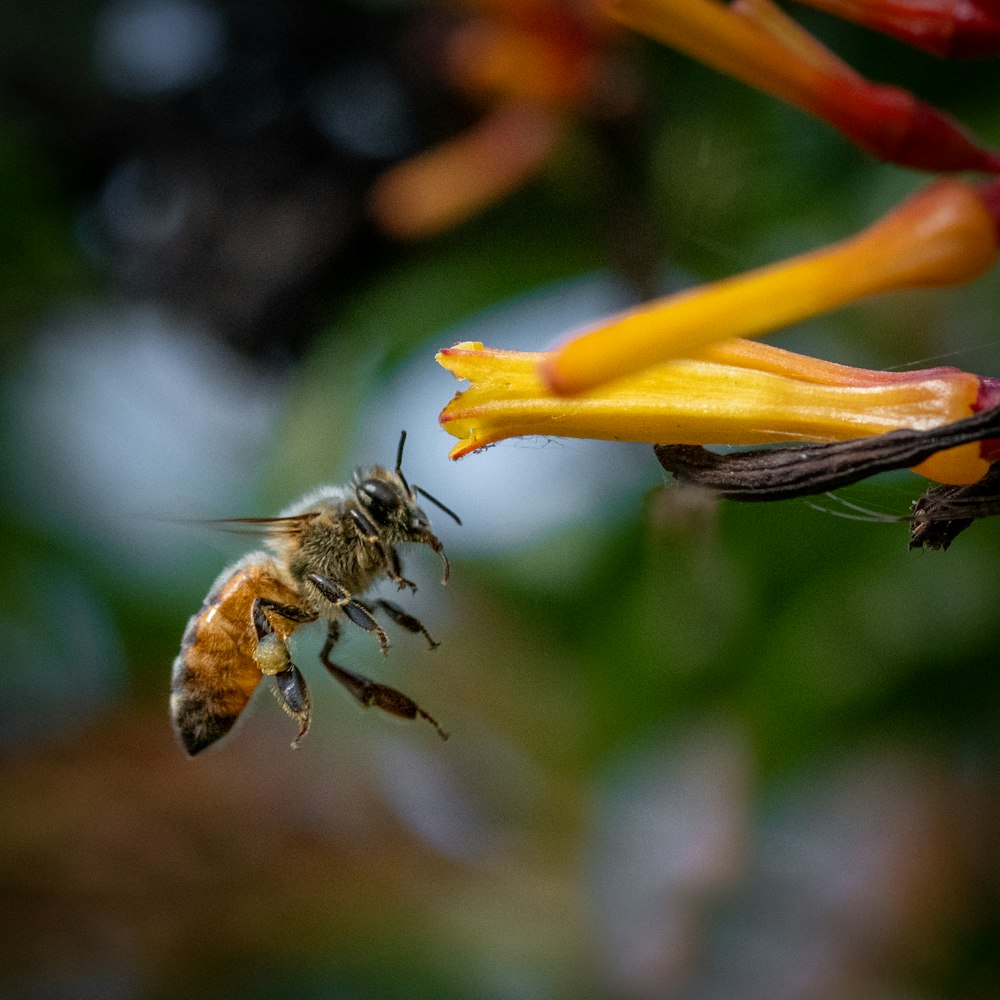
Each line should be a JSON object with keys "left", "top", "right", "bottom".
{"left": 1, "top": 1, "right": 999, "bottom": 997}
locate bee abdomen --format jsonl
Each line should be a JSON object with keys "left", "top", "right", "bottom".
{"left": 170, "top": 651, "right": 252, "bottom": 755}
{"left": 171, "top": 556, "right": 303, "bottom": 755}
{"left": 169, "top": 601, "right": 260, "bottom": 756}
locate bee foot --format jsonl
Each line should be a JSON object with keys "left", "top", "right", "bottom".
{"left": 289, "top": 718, "right": 310, "bottom": 750}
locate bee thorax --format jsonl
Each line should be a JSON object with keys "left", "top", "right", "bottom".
{"left": 284, "top": 521, "right": 387, "bottom": 600}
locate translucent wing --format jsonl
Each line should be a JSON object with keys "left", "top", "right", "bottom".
{"left": 180, "top": 512, "right": 319, "bottom": 539}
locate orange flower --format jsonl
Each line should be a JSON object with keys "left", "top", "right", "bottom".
{"left": 442, "top": 0, "right": 614, "bottom": 107}
{"left": 793, "top": 0, "right": 1000, "bottom": 58}
{"left": 540, "top": 179, "right": 1000, "bottom": 396}
{"left": 368, "top": 102, "right": 563, "bottom": 240}
{"left": 605, "top": 0, "right": 1000, "bottom": 171}
{"left": 368, "top": 0, "right": 621, "bottom": 239}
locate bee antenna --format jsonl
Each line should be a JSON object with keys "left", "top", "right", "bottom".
{"left": 394, "top": 430, "right": 461, "bottom": 525}
{"left": 416, "top": 485, "right": 462, "bottom": 526}
{"left": 395, "top": 429, "right": 412, "bottom": 495}
{"left": 395, "top": 430, "right": 407, "bottom": 470}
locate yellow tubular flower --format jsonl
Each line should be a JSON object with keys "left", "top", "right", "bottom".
{"left": 540, "top": 179, "right": 1000, "bottom": 396}
{"left": 438, "top": 339, "right": 991, "bottom": 484}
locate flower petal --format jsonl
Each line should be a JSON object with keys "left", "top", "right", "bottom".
{"left": 438, "top": 339, "right": 988, "bottom": 482}
{"left": 541, "top": 179, "right": 1000, "bottom": 396}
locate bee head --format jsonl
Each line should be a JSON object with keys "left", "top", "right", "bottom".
{"left": 355, "top": 432, "right": 462, "bottom": 583}
{"left": 355, "top": 468, "right": 428, "bottom": 536}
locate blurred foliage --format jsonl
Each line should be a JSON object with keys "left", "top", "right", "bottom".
{"left": 1, "top": 1, "right": 999, "bottom": 998}
{"left": 0, "top": 120, "right": 92, "bottom": 339}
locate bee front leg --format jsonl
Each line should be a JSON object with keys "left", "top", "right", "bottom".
{"left": 251, "top": 598, "right": 317, "bottom": 748}
{"left": 385, "top": 546, "right": 416, "bottom": 593}
{"left": 348, "top": 509, "right": 416, "bottom": 592}
{"left": 319, "top": 621, "right": 447, "bottom": 740}
{"left": 307, "top": 573, "right": 390, "bottom": 654}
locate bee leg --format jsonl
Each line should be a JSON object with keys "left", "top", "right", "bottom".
{"left": 251, "top": 599, "right": 317, "bottom": 748}
{"left": 308, "top": 573, "right": 390, "bottom": 654}
{"left": 349, "top": 509, "right": 417, "bottom": 592}
{"left": 319, "top": 627, "right": 448, "bottom": 741}
{"left": 372, "top": 598, "right": 439, "bottom": 650}
{"left": 422, "top": 531, "right": 450, "bottom": 586}
{"left": 385, "top": 546, "right": 416, "bottom": 593}
{"left": 251, "top": 598, "right": 317, "bottom": 675}
{"left": 273, "top": 664, "right": 312, "bottom": 749}
{"left": 319, "top": 618, "right": 342, "bottom": 662}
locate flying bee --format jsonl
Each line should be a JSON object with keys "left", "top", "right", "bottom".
{"left": 171, "top": 432, "right": 460, "bottom": 755}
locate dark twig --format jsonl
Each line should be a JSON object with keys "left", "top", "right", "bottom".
{"left": 654, "top": 405, "right": 1000, "bottom": 502}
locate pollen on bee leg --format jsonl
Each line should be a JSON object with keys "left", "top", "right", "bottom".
{"left": 253, "top": 632, "right": 290, "bottom": 675}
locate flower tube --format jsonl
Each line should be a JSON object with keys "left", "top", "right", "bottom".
{"left": 368, "top": 102, "right": 562, "bottom": 240}
{"left": 443, "top": 3, "right": 610, "bottom": 106}
{"left": 541, "top": 178, "right": 1000, "bottom": 396}
{"left": 438, "top": 338, "right": 999, "bottom": 484}
{"left": 793, "top": 0, "right": 1000, "bottom": 59}
{"left": 606, "top": 0, "right": 1000, "bottom": 171}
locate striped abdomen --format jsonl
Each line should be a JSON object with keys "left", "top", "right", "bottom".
{"left": 171, "top": 555, "right": 307, "bottom": 755}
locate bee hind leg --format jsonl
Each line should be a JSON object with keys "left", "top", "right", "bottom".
{"left": 319, "top": 620, "right": 447, "bottom": 740}
{"left": 272, "top": 664, "right": 312, "bottom": 749}
{"left": 251, "top": 598, "right": 317, "bottom": 748}
{"left": 251, "top": 598, "right": 317, "bottom": 673}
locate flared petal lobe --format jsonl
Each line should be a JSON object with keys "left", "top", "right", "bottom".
{"left": 438, "top": 339, "right": 991, "bottom": 483}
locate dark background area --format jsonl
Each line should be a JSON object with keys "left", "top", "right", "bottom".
{"left": 1, "top": 1, "right": 999, "bottom": 997}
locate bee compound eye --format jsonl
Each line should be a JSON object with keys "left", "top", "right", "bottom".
{"left": 358, "top": 479, "right": 399, "bottom": 524}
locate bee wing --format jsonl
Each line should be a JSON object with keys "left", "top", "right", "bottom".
{"left": 188, "top": 513, "right": 318, "bottom": 538}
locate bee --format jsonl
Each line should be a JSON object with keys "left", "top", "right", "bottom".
{"left": 171, "top": 432, "right": 460, "bottom": 755}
